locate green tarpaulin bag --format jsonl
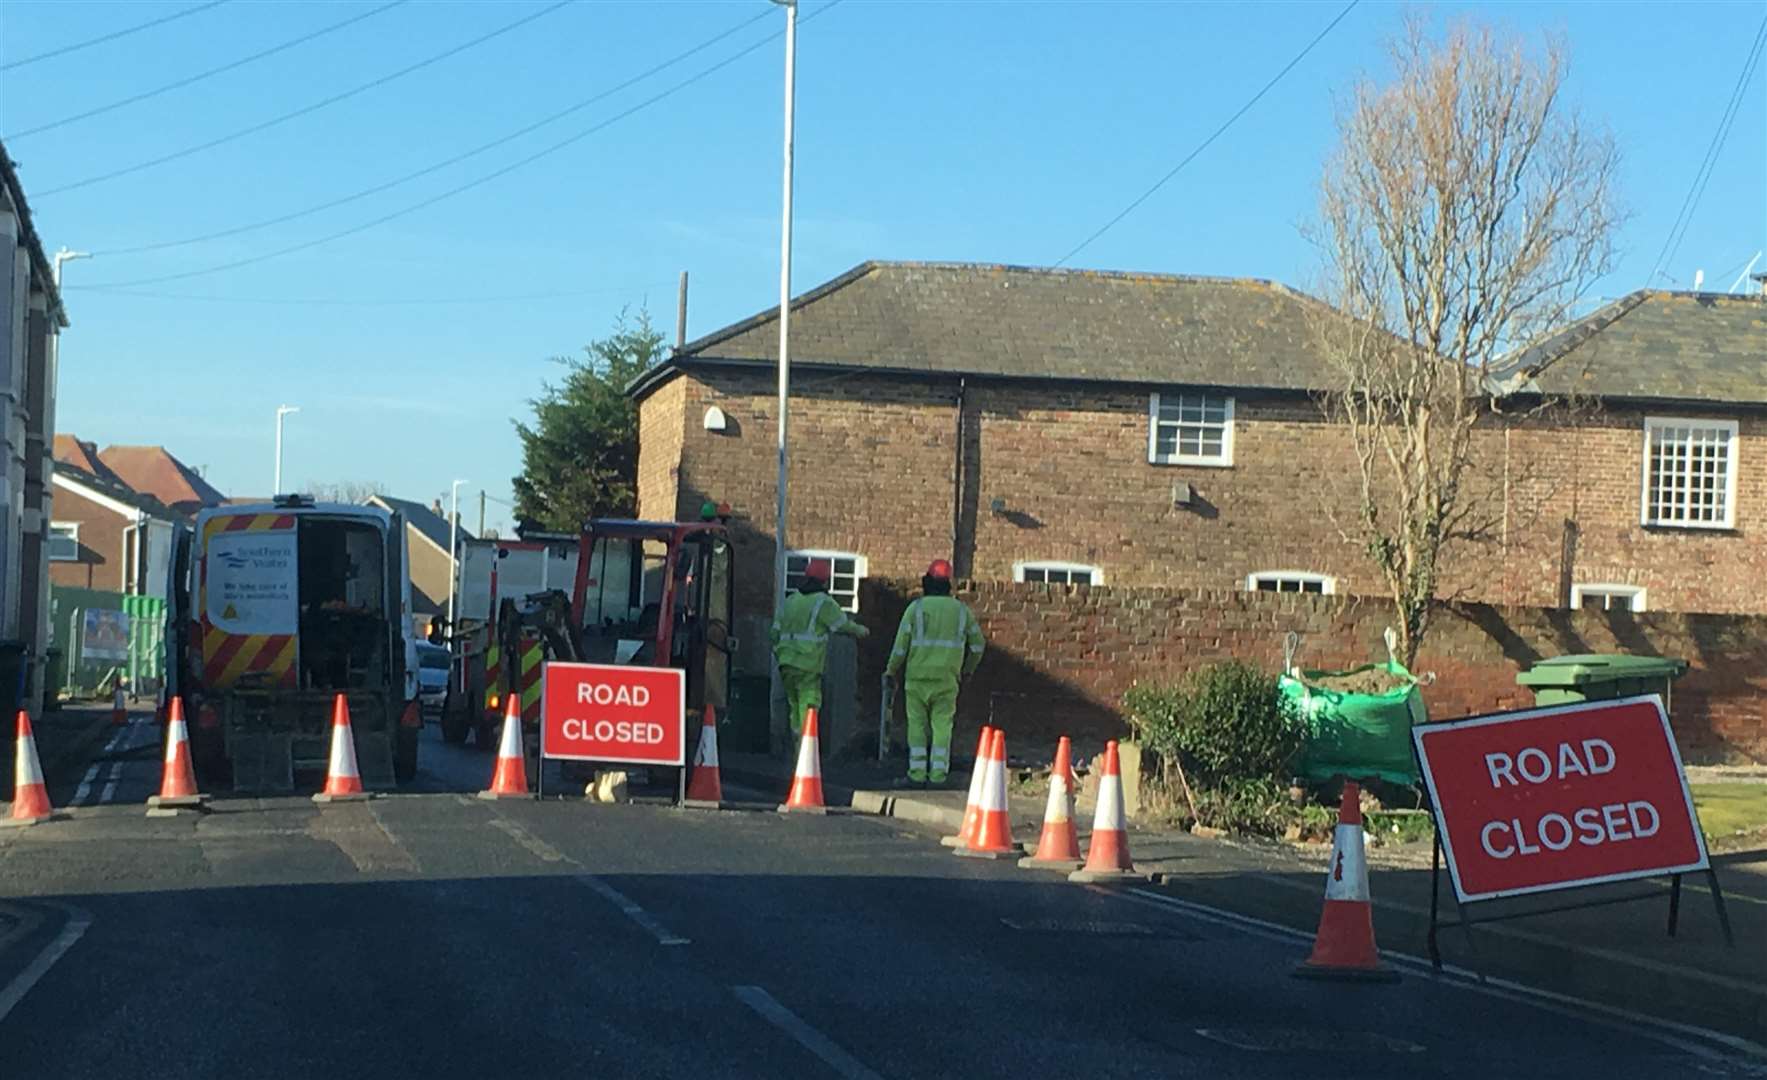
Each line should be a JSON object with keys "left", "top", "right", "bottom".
{"left": 1281, "top": 652, "right": 1425, "bottom": 787}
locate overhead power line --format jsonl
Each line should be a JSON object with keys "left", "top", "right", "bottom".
{"left": 0, "top": 0, "right": 232, "bottom": 72}
{"left": 4, "top": 1, "right": 407, "bottom": 141}
{"left": 1649, "top": 15, "right": 1767, "bottom": 285}
{"left": 72, "top": 282, "right": 674, "bottom": 307}
{"left": 74, "top": 1, "right": 846, "bottom": 289}
{"left": 38, "top": 1, "right": 575, "bottom": 199}
{"left": 1054, "top": 0, "right": 1360, "bottom": 268}
{"left": 90, "top": 6, "right": 774, "bottom": 256}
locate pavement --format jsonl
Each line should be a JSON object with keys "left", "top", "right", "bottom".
{"left": 0, "top": 718, "right": 1763, "bottom": 1078}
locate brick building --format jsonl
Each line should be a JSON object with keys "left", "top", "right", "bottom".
{"left": 48, "top": 437, "right": 183, "bottom": 597}
{"left": 634, "top": 262, "right": 1765, "bottom": 628}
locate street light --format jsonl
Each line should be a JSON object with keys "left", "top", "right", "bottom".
{"left": 273, "top": 405, "right": 300, "bottom": 495}
{"left": 771, "top": 0, "right": 797, "bottom": 621}
{"left": 446, "top": 478, "right": 468, "bottom": 631}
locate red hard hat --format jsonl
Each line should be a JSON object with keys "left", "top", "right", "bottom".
{"left": 925, "top": 559, "right": 953, "bottom": 580}
{"left": 803, "top": 558, "right": 832, "bottom": 582}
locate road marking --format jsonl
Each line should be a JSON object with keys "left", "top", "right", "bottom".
{"left": 0, "top": 907, "right": 91, "bottom": 1026}
{"left": 71, "top": 723, "right": 137, "bottom": 806}
{"left": 487, "top": 818, "right": 567, "bottom": 863}
{"left": 576, "top": 875, "right": 689, "bottom": 946}
{"left": 98, "top": 760, "right": 122, "bottom": 805}
{"left": 1112, "top": 886, "right": 1767, "bottom": 1063}
{"left": 732, "top": 985, "right": 884, "bottom": 1080}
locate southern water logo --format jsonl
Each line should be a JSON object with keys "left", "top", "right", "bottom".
{"left": 219, "top": 552, "right": 252, "bottom": 569}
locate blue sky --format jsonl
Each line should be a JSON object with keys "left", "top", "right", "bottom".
{"left": 3, "top": 0, "right": 1762, "bottom": 536}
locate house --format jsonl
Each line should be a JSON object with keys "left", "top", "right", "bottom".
{"left": 1483, "top": 288, "right": 1767, "bottom": 615}
{"left": 631, "top": 261, "right": 1767, "bottom": 660}
{"left": 94, "top": 444, "right": 226, "bottom": 516}
{"left": 46, "top": 461, "right": 181, "bottom": 597}
{"left": 2, "top": 141, "right": 69, "bottom": 714}
{"left": 368, "top": 495, "right": 473, "bottom": 634}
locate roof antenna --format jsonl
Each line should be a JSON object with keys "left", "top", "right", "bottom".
{"left": 1727, "top": 252, "right": 1762, "bottom": 293}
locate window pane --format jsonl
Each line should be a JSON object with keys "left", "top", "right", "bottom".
{"left": 1024, "top": 568, "right": 1046, "bottom": 583}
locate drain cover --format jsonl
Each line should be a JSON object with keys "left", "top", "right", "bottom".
{"left": 1195, "top": 1027, "right": 1426, "bottom": 1054}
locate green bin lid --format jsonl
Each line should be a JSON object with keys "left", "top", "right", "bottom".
{"left": 1515, "top": 653, "right": 1688, "bottom": 688}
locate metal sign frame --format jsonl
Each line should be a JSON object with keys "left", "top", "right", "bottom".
{"left": 1412, "top": 695, "right": 1734, "bottom": 978}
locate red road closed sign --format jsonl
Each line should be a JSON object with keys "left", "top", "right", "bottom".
{"left": 540, "top": 662, "right": 685, "bottom": 767}
{"left": 1414, "top": 696, "right": 1709, "bottom": 902}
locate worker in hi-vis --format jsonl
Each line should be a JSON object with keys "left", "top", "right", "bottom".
{"left": 886, "top": 560, "right": 985, "bottom": 785}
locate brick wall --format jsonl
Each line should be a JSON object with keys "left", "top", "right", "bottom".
{"left": 849, "top": 579, "right": 1766, "bottom": 767}
{"left": 46, "top": 485, "right": 125, "bottom": 592}
{"left": 640, "top": 366, "right": 1767, "bottom": 617}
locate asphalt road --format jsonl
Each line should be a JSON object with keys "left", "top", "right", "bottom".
{"left": 2, "top": 722, "right": 1762, "bottom": 1079}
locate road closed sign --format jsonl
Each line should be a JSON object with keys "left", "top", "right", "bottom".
{"left": 1414, "top": 696, "right": 1708, "bottom": 901}
{"left": 540, "top": 662, "right": 685, "bottom": 766}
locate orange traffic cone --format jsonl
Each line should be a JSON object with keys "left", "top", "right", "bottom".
{"left": 778, "top": 708, "right": 827, "bottom": 814}
{"left": 957, "top": 729, "right": 1016, "bottom": 859}
{"left": 1069, "top": 740, "right": 1142, "bottom": 883}
{"left": 111, "top": 686, "right": 127, "bottom": 727}
{"left": 1020, "top": 736, "right": 1083, "bottom": 871}
{"left": 683, "top": 706, "right": 724, "bottom": 808}
{"left": 146, "top": 696, "right": 209, "bottom": 816}
{"left": 939, "top": 726, "right": 993, "bottom": 848}
{"left": 5, "top": 710, "right": 61, "bottom": 827}
{"left": 313, "top": 694, "right": 373, "bottom": 803}
{"left": 478, "top": 695, "right": 530, "bottom": 799}
{"left": 1293, "top": 780, "right": 1399, "bottom": 982}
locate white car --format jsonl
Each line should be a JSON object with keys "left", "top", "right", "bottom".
{"left": 415, "top": 642, "right": 450, "bottom": 718}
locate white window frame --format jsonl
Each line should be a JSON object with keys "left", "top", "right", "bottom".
{"left": 1641, "top": 416, "right": 1739, "bottom": 530}
{"left": 1245, "top": 571, "right": 1336, "bottom": 595}
{"left": 1013, "top": 561, "right": 1103, "bottom": 586}
{"left": 785, "top": 549, "right": 868, "bottom": 613}
{"left": 1148, "top": 391, "right": 1234, "bottom": 467}
{"left": 48, "top": 521, "right": 80, "bottom": 562}
{"left": 1570, "top": 583, "right": 1647, "bottom": 613}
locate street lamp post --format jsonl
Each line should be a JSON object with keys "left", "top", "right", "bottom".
{"left": 273, "top": 405, "right": 300, "bottom": 495}
{"left": 52, "top": 248, "right": 90, "bottom": 288}
{"left": 771, "top": 0, "right": 797, "bottom": 621}
{"left": 447, "top": 478, "right": 467, "bottom": 631}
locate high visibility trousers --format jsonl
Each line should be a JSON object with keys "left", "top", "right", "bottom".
{"left": 781, "top": 665, "right": 822, "bottom": 737}
{"left": 904, "top": 679, "right": 957, "bottom": 782}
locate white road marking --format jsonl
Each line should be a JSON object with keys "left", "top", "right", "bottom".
{"left": 576, "top": 875, "right": 689, "bottom": 946}
{"left": 487, "top": 818, "right": 567, "bottom": 863}
{"left": 98, "top": 760, "right": 122, "bottom": 805}
{"left": 1112, "top": 886, "right": 1767, "bottom": 1064}
{"left": 71, "top": 722, "right": 137, "bottom": 806}
{"left": 0, "top": 907, "right": 91, "bottom": 1026}
{"left": 733, "top": 985, "right": 885, "bottom": 1080}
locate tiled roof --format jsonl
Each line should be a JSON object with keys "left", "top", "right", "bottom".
{"left": 97, "top": 445, "right": 226, "bottom": 509}
{"left": 643, "top": 261, "right": 1348, "bottom": 395}
{"left": 53, "top": 464, "right": 179, "bottom": 520}
{"left": 53, "top": 435, "right": 124, "bottom": 485}
{"left": 1499, "top": 291, "right": 1767, "bottom": 405}
{"left": 371, "top": 495, "right": 473, "bottom": 554}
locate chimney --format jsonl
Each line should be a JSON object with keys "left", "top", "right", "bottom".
{"left": 431, "top": 498, "right": 444, "bottom": 516}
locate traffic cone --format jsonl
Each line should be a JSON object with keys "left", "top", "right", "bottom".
{"left": 1019, "top": 736, "right": 1083, "bottom": 871}
{"left": 1069, "top": 740, "right": 1142, "bottom": 883}
{"left": 957, "top": 729, "right": 1016, "bottom": 859}
{"left": 778, "top": 708, "right": 826, "bottom": 814}
{"left": 111, "top": 686, "right": 127, "bottom": 726}
{"left": 683, "top": 705, "right": 724, "bottom": 809}
{"left": 478, "top": 695, "right": 530, "bottom": 800}
{"left": 1293, "top": 780, "right": 1399, "bottom": 982}
{"left": 939, "top": 726, "right": 993, "bottom": 848}
{"left": 312, "top": 694, "right": 373, "bottom": 803}
{"left": 5, "top": 711, "right": 61, "bottom": 827}
{"left": 146, "top": 696, "right": 208, "bottom": 816}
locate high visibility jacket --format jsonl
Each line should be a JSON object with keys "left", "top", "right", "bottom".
{"left": 770, "top": 590, "right": 865, "bottom": 674}
{"left": 887, "top": 596, "right": 984, "bottom": 684}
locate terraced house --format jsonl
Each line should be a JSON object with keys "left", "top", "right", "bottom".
{"left": 633, "top": 262, "right": 1766, "bottom": 638}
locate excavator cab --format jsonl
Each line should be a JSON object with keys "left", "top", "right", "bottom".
{"left": 568, "top": 518, "right": 734, "bottom": 718}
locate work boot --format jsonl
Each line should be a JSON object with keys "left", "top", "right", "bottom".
{"left": 928, "top": 772, "right": 950, "bottom": 787}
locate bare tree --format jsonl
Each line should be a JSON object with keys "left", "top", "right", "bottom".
{"left": 304, "top": 479, "right": 386, "bottom": 504}
{"left": 1313, "top": 18, "right": 1620, "bottom": 666}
